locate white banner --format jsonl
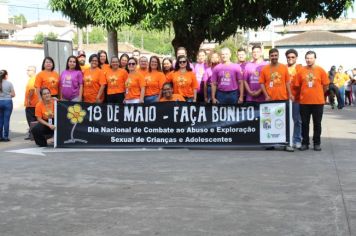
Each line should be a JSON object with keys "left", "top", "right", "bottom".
{"left": 259, "top": 103, "right": 287, "bottom": 143}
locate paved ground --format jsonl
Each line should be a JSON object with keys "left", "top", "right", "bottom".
{"left": 0, "top": 105, "right": 355, "bottom": 236}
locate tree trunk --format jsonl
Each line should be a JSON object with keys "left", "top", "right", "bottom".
{"left": 77, "top": 27, "right": 83, "bottom": 50}
{"left": 107, "top": 29, "right": 118, "bottom": 59}
{"left": 171, "top": 21, "right": 205, "bottom": 62}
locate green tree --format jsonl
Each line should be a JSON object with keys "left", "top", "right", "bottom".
{"left": 49, "top": 0, "right": 353, "bottom": 59}
{"left": 33, "top": 32, "right": 58, "bottom": 44}
{"left": 49, "top": 0, "right": 145, "bottom": 57}
{"left": 142, "top": 0, "right": 353, "bottom": 59}
{"left": 9, "top": 14, "right": 27, "bottom": 25}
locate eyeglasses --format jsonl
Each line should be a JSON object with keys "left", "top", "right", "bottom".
{"left": 128, "top": 63, "right": 136, "bottom": 66}
{"left": 179, "top": 60, "right": 187, "bottom": 64}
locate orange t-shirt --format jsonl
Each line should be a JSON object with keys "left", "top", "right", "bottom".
{"left": 25, "top": 76, "right": 39, "bottom": 107}
{"left": 167, "top": 71, "right": 199, "bottom": 98}
{"left": 137, "top": 68, "right": 149, "bottom": 78}
{"left": 83, "top": 67, "right": 106, "bottom": 103}
{"left": 259, "top": 63, "right": 290, "bottom": 101}
{"left": 159, "top": 94, "right": 185, "bottom": 102}
{"left": 288, "top": 64, "right": 302, "bottom": 102}
{"left": 165, "top": 71, "right": 174, "bottom": 81}
{"left": 105, "top": 68, "right": 128, "bottom": 95}
{"left": 145, "top": 71, "right": 166, "bottom": 96}
{"left": 101, "top": 64, "right": 111, "bottom": 75}
{"left": 125, "top": 72, "right": 146, "bottom": 100}
{"left": 35, "top": 100, "right": 54, "bottom": 120}
{"left": 295, "top": 65, "right": 329, "bottom": 104}
{"left": 35, "top": 70, "right": 60, "bottom": 96}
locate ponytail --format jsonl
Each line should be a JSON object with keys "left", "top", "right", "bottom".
{"left": 0, "top": 70, "right": 8, "bottom": 92}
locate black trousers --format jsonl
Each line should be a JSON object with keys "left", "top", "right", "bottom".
{"left": 107, "top": 93, "right": 125, "bottom": 104}
{"left": 25, "top": 107, "right": 36, "bottom": 127}
{"left": 31, "top": 123, "right": 54, "bottom": 147}
{"left": 300, "top": 104, "right": 324, "bottom": 146}
{"left": 328, "top": 84, "right": 342, "bottom": 108}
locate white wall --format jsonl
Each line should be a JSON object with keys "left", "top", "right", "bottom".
{"left": 0, "top": 46, "right": 44, "bottom": 108}
{"left": 277, "top": 46, "right": 356, "bottom": 72}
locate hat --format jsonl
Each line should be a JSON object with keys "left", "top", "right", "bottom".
{"left": 77, "top": 50, "right": 86, "bottom": 58}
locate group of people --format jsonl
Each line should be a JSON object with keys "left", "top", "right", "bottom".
{"left": 327, "top": 65, "right": 356, "bottom": 109}
{"left": 1, "top": 45, "right": 350, "bottom": 149}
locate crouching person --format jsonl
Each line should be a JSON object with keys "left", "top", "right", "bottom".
{"left": 32, "top": 88, "right": 55, "bottom": 147}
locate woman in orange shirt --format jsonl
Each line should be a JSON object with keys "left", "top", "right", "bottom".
{"left": 167, "top": 55, "right": 198, "bottom": 102}
{"left": 35, "top": 57, "right": 60, "bottom": 100}
{"left": 124, "top": 57, "right": 145, "bottom": 104}
{"left": 31, "top": 87, "right": 55, "bottom": 147}
{"left": 145, "top": 56, "right": 166, "bottom": 103}
{"left": 105, "top": 56, "right": 128, "bottom": 104}
{"left": 119, "top": 53, "right": 129, "bottom": 72}
{"left": 162, "top": 57, "right": 174, "bottom": 77}
{"left": 98, "top": 50, "right": 110, "bottom": 73}
{"left": 83, "top": 54, "right": 106, "bottom": 103}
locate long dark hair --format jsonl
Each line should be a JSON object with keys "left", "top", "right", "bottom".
{"left": 148, "top": 56, "right": 162, "bottom": 72}
{"left": 119, "top": 53, "right": 129, "bottom": 72}
{"left": 0, "top": 69, "right": 8, "bottom": 92}
{"left": 162, "top": 57, "right": 174, "bottom": 74}
{"left": 98, "top": 50, "right": 109, "bottom": 65}
{"left": 174, "top": 55, "right": 192, "bottom": 71}
{"left": 65, "top": 56, "right": 81, "bottom": 71}
{"left": 41, "top": 57, "right": 55, "bottom": 71}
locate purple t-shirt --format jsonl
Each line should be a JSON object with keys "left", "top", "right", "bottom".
{"left": 194, "top": 63, "right": 208, "bottom": 92}
{"left": 211, "top": 63, "right": 242, "bottom": 91}
{"left": 203, "top": 67, "right": 213, "bottom": 86}
{"left": 60, "top": 70, "right": 83, "bottom": 100}
{"left": 243, "top": 61, "right": 268, "bottom": 102}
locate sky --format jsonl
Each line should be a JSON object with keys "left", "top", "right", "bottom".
{"left": 7, "top": 0, "right": 65, "bottom": 23}
{"left": 4, "top": 0, "right": 356, "bottom": 23}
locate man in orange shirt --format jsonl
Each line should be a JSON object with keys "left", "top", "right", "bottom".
{"left": 259, "top": 48, "right": 293, "bottom": 101}
{"left": 24, "top": 66, "right": 38, "bottom": 140}
{"left": 295, "top": 51, "right": 329, "bottom": 151}
{"left": 286, "top": 49, "right": 302, "bottom": 149}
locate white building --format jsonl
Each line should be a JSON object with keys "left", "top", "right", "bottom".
{"left": 11, "top": 20, "right": 75, "bottom": 42}
{"left": 275, "top": 30, "right": 356, "bottom": 71}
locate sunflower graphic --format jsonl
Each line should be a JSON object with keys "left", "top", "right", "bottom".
{"left": 271, "top": 72, "right": 281, "bottom": 84}
{"left": 85, "top": 76, "right": 92, "bottom": 86}
{"left": 306, "top": 72, "right": 314, "bottom": 82}
{"left": 64, "top": 104, "right": 88, "bottom": 144}
{"left": 109, "top": 75, "right": 117, "bottom": 85}
{"left": 178, "top": 76, "right": 186, "bottom": 86}
{"left": 49, "top": 77, "right": 58, "bottom": 88}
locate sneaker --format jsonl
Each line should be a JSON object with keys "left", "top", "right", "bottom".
{"left": 2, "top": 138, "right": 10, "bottom": 142}
{"left": 295, "top": 142, "right": 302, "bottom": 149}
{"left": 314, "top": 145, "right": 322, "bottom": 151}
{"left": 299, "top": 144, "right": 309, "bottom": 151}
{"left": 285, "top": 146, "right": 294, "bottom": 152}
{"left": 24, "top": 136, "right": 31, "bottom": 140}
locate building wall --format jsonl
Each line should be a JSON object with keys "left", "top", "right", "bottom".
{"left": 0, "top": 45, "right": 44, "bottom": 108}
{"left": 277, "top": 45, "right": 356, "bottom": 72}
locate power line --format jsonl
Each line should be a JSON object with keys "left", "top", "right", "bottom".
{"left": 0, "top": 3, "right": 51, "bottom": 11}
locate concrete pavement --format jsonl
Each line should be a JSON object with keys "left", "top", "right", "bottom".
{"left": 0, "top": 105, "right": 355, "bottom": 236}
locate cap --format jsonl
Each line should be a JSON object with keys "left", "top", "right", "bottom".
{"left": 77, "top": 50, "right": 86, "bottom": 58}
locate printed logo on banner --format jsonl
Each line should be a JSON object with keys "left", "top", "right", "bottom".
{"left": 259, "top": 103, "right": 286, "bottom": 143}
{"left": 64, "top": 104, "right": 88, "bottom": 144}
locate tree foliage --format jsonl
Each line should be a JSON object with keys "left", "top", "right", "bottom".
{"left": 49, "top": 0, "right": 353, "bottom": 59}
{"left": 33, "top": 32, "right": 58, "bottom": 44}
{"left": 9, "top": 14, "right": 27, "bottom": 25}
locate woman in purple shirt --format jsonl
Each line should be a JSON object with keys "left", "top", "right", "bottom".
{"left": 203, "top": 51, "right": 220, "bottom": 103}
{"left": 60, "top": 56, "right": 83, "bottom": 101}
{"left": 194, "top": 50, "right": 208, "bottom": 102}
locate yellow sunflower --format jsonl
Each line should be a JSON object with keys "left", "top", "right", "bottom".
{"left": 67, "top": 104, "right": 86, "bottom": 124}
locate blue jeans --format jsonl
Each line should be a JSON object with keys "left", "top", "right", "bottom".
{"left": 339, "top": 86, "right": 345, "bottom": 106}
{"left": 144, "top": 95, "right": 159, "bottom": 103}
{"left": 216, "top": 90, "right": 238, "bottom": 104}
{"left": 0, "top": 100, "right": 13, "bottom": 139}
{"left": 292, "top": 102, "right": 302, "bottom": 144}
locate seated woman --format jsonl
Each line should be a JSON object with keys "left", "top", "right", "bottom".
{"left": 32, "top": 87, "right": 55, "bottom": 147}
{"left": 159, "top": 82, "right": 185, "bottom": 102}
